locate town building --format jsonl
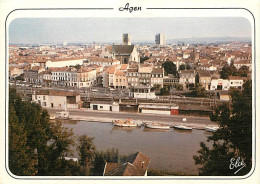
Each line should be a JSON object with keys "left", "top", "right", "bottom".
{"left": 122, "top": 33, "right": 131, "bottom": 45}
{"left": 90, "top": 101, "right": 119, "bottom": 112}
{"left": 43, "top": 57, "right": 87, "bottom": 68}
{"left": 197, "top": 70, "right": 211, "bottom": 90}
{"left": 228, "top": 76, "right": 243, "bottom": 90}
{"left": 163, "top": 75, "right": 180, "bottom": 89}
{"left": 131, "top": 86, "right": 156, "bottom": 99}
{"left": 151, "top": 67, "right": 164, "bottom": 88}
{"left": 210, "top": 79, "right": 229, "bottom": 90}
{"left": 139, "top": 103, "right": 179, "bottom": 115}
{"left": 100, "top": 45, "right": 140, "bottom": 64}
{"left": 24, "top": 66, "right": 45, "bottom": 84}
{"left": 138, "top": 66, "right": 152, "bottom": 87}
{"left": 84, "top": 57, "right": 120, "bottom": 67}
{"left": 113, "top": 70, "right": 127, "bottom": 89}
{"left": 103, "top": 151, "right": 150, "bottom": 176}
{"left": 179, "top": 70, "right": 196, "bottom": 88}
{"left": 155, "top": 33, "right": 166, "bottom": 46}
{"left": 32, "top": 90, "right": 81, "bottom": 109}
{"left": 127, "top": 67, "right": 139, "bottom": 87}
{"left": 233, "top": 60, "right": 252, "bottom": 71}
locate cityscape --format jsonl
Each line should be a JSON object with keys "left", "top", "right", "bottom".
{"left": 8, "top": 18, "right": 252, "bottom": 176}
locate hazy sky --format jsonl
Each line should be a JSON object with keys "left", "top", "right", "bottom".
{"left": 9, "top": 17, "right": 251, "bottom": 44}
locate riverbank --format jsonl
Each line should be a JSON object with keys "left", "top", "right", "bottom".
{"left": 46, "top": 108, "right": 218, "bottom": 130}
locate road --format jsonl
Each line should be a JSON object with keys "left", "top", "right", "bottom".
{"left": 46, "top": 108, "right": 216, "bottom": 126}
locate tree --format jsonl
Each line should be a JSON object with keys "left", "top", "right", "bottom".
{"left": 175, "top": 83, "right": 183, "bottom": 91}
{"left": 193, "top": 80, "right": 252, "bottom": 176}
{"left": 151, "top": 84, "right": 161, "bottom": 92}
{"left": 9, "top": 88, "right": 76, "bottom": 176}
{"left": 9, "top": 106, "right": 37, "bottom": 176}
{"left": 15, "top": 73, "right": 24, "bottom": 81}
{"left": 195, "top": 73, "right": 200, "bottom": 84}
{"left": 140, "top": 56, "right": 150, "bottom": 63}
{"left": 162, "top": 61, "right": 177, "bottom": 76}
{"left": 71, "top": 64, "right": 82, "bottom": 70}
{"left": 159, "top": 87, "right": 170, "bottom": 96}
{"left": 92, "top": 148, "right": 119, "bottom": 175}
{"left": 78, "top": 135, "right": 96, "bottom": 175}
{"left": 220, "top": 65, "right": 238, "bottom": 79}
{"left": 186, "top": 64, "right": 191, "bottom": 70}
{"left": 190, "top": 83, "right": 207, "bottom": 97}
{"left": 92, "top": 148, "right": 133, "bottom": 176}
{"left": 238, "top": 66, "right": 249, "bottom": 77}
{"left": 179, "top": 64, "right": 186, "bottom": 70}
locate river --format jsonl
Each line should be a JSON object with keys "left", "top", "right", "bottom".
{"left": 62, "top": 120, "right": 212, "bottom": 175}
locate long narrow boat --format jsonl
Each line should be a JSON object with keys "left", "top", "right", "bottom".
{"left": 112, "top": 119, "right": 138, "bottom": 127}
{"left": 173, "top": 125, "right": 192, "bottom": 130}
{"left": 145, "top": 123, "right": 170, "bottom": 130}
{"left": 204, "top": 126, "right": 219, "bottom": 132}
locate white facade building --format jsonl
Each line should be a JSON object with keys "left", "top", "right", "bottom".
{"left": 210, "top": 79, "right": 229, "bottom": 91}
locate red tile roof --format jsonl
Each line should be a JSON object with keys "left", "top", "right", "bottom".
{"left": 104, "top": 152, "right": 150, "bottom": 176}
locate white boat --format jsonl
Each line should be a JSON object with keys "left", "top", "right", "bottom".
{"left": 56, "top": 111, "right": 69, "bottom": 119}
{"left": 145, "top": 123, "right": 170, "bottom": 130}
{"left": 173, "top": 125, "right": 192, "bottom": 130}
{"left": 113, "top": 119, "right": 138, "bottom": 127}
{"left": 205, "top": 126, "right": 219, "bottom": 132}
{"left": 131, "top": 120, "right": 143, "bottom": 127}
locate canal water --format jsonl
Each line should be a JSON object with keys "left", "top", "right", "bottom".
{"left": 62, "top": 121, "right": 212, "bottom": 175}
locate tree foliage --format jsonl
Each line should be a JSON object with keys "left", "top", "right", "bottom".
{"left": 238, "top": 66, "right": 249, "bottom": 77}
{"left": 193, "top": 80, "right": 252, "bottom": 176}
{"left": 9, "top": 88, "right": 76, "bottom": 176}
{"left": 175, "top": 83, "right": 183, "bottom": 91}
{"left": 92, "top": 148, "right": 133, "bottom": 176}
{"left": 159, "top": 86, "right": 170, "bottom": 96}
{"left": 179, "top": 64, "right": 191, "bottom": 70}
{"left": 162, "top": 61, "right": 177, "bottom": 76}
{"left": 140, "top": 56, "right": 150, "bottom": 63}
{"left": 190, "top": 83, "right": 207, "bottom": 97}
{"left": 78, "top": 135, "right": 96, "bottom": 175}
{"left": 220, "top": 65, "right": 250, "bottom": 79}
{"left": 220, "top": 65, "right": 238, "bottom": 79}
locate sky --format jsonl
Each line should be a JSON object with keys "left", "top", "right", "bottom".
{"left": 9, "top": 17, "right": 251, "bottom": 44}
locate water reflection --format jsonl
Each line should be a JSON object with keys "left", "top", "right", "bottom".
{"left": 173, "top": 129, "right": 193, "bottom": 134}
{"left": 110, "top": 126, "right": 140, "bottom": 133}
{"left": 203, "top": 131, "right": 214, "bottom": 136}
{"left": 52, "top": 119, "right": 78, "bottom": 125}
{"left": 142, "top": 127, "right": 170, "bottom": 132}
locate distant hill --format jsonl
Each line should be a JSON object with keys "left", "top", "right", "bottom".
{"left": 166, "top": 37, "right": 251, "bottom": 44}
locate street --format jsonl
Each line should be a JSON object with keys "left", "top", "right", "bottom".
{"left": 46, "top": 108, "right": 216, "bottom": 126}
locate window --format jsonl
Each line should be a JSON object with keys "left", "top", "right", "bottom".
{"left": 43, "top": 96, "right": 45, "bottom": 100}
{"left": 100, "top": 106, "right": 103, "bottom": 109}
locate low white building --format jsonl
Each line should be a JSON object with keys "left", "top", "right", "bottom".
{"left": 139, "top": 103, "right": 179, "bottom": 115}
{"left": 228, "top": 76, "right": 243, "bottom": 90}
{"left": 131, "top": 86, "right": 156, "bottom": 99}
{"left": 32, "top": 90, "right": 81, "bottom": 109}
{"left": 90, "top": 101, "right": 119, "bottom": 112}
{"left": 45, "top": 57, "right": 86, "bottom": 68}
{"left": 210, "top": 79, "right": 229, "bottom": 91}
